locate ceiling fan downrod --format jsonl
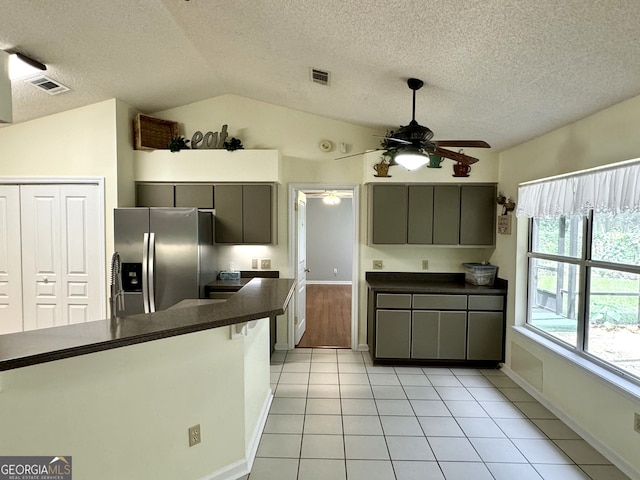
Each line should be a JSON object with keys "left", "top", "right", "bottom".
{"left": 407, "top": 78, "right": 424, "bottom": 125}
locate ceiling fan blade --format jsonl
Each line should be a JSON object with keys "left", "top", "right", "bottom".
{"left": 373, "top": 135, "right": 412, "bottom": 145}
{"left": 434, "top": 147, "right": 480, "bottom": 165}
{"left": 435, "top": 140, "right": 491, "bottom": 148}
{"left": 334, "top": 148, "right": 383, "bottom": 160}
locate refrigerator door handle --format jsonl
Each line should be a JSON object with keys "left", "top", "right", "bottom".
{"left": 148, "top": 232, "right": 156, "bottom": 313}
{"left": 142, "top": 232, "right": 150, "bottom": 313}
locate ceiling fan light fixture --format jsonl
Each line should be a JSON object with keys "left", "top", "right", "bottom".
{"left": 393, "top": 147, "right": 430, "bottom": 171}
{"left": 322, "top": 191, "right": 341, "bottom": 205}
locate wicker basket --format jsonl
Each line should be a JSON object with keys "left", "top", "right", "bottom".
{"left": 134, "top": 113, "right": 179, "bottom": 150}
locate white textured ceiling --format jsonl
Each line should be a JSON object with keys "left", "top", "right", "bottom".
{"left": 3, "top": 0, "right": 640, "bottom": 151}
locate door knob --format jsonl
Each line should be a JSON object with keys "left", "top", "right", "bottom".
{"left": 304, "top": 268, "right": 310, "bottom": 273}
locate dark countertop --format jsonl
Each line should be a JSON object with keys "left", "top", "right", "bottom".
{"left": 205, "top": 270, "right": 280, "bottom": 293}
{"left": 0, "top": 278, "right": 295, "bottom": 372}
{"left": 366, "top": 272, "right": 507, "bottom": 295}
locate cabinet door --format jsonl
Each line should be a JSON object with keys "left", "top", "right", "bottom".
{"left": 407, "top": 185, "right": 434, "bottom": 244}
{"left": 175, "top": 185, "right": 213, "bottom": 208}
{"left": 371, "top": 185, "right": 407, "bottom": 244}
{"left": 412, "top": 311, "right": 466, "bottom": 359}
{"left": 136, "top": 184, "right": 174, "bottom": 207}
{"left": 439, "top": 311, "right": 467, "bottom": 359}
{"left": 243, "top": 185, "right": 272, "bottom": 243}
{"left": 214, "top": 185, "right": 243, "bottom": 243}
{"left": 467, "top": 311, "right": 504, "bottom": 360}
{"left": 460, "top": 185, "right": 496, "bottom": 245}
{"left": 433, "top": 185, "right": 460, "bottom": 244}
{"left": 0, "top": 186, "right": 23, "bottom": 334}
{"left": 376, "top": 309, "right": 411, "bottom": 358}
{"left": 411, "top": 311, "right": 439, "bottom": 358}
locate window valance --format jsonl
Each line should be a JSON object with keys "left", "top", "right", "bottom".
{"left": 517, "top": 160, "right": 640, "bottom": 218}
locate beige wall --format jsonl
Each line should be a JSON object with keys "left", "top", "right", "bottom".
{"left": 0, "top": 99, "right": 135, "bottom": 311}
{"left": 494, "top": 94, "right": 640, "bottom": 476}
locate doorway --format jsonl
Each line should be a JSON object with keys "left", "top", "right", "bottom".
{"left": 288, "top": 184, "right": 359, "bottom": 350}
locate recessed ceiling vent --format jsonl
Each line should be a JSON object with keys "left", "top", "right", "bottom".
{"left": 24, "top": 75, "right": 70, "bottom": 95}
{"left": 310, "top": 68, "right": 330, "bottom": 86}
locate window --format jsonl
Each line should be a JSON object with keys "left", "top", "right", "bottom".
{"left": 527, "top": 210, "right": 640, "bottom": 381}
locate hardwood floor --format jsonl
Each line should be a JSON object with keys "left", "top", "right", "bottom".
{"left": 297, "top": 284, "right": 351, "bottom": 348}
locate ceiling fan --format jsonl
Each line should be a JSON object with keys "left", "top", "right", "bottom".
{"left": 337, "top": 78, "right": 490, "bottom": 169}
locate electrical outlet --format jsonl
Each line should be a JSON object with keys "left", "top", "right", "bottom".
{"left": 261, "top": 259, "right": 271, "bottom": 269}
{"left": 634, "top": 413, "right": 640, "bottom": 433}
{"left": 422, "top": 260, "right": 429, "bottom": 270}
{"left": 188, "top": 424, "right": 201, "bottom": 447}
{"left": 373, "top": 260, "right": 383, "bottom": 270}
{"left": 251, "top": 258, "right": 258, "bottom": 269}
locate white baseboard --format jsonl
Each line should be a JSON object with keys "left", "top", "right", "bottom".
{"left": 274, "top": 342, "right": 290, "bottom": 351}
{"left": 502, "top": 366, "right": 640, "bottom": 480}
{"left": 356, "top": 344, "right": 369, "bottom": 352}
{"left": 199, "top": 391, "right": 273, "bottom": 480}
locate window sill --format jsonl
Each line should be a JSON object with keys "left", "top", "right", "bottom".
{"left": 512, "top": 325, "right": 640, "bottom": 402}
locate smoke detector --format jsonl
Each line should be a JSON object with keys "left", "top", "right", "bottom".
{"left": 24, "top": 75, "right": 70, "bottom": 95}
{"left": 310, "top": 68, "right": 330, "bottom": 86}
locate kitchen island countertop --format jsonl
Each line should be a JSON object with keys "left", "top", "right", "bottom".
{"left": 0, "top": 277, "right": 295, "bottom": 372}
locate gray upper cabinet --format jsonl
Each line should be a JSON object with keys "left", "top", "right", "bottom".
{"left": 214, "top": 185, "right": 243, "bottom": 243}
{"left": 370, "top": 183, "right": 496, "bottom": 246}
{"left": 175, "top": 185, "right": 214, "bottom": 208}
{"left": 433, "top": 185, "right": 461, "bottom": 245}
{"left": 242, "top": 184, "right": 272, "bottom": 244}
{"left": 136, "top": 184, "right": 174, "bottom": 207}
{"left": 460, "top": 185, "right": 496, "bottom": 245}
{"left": 407, "top": 185, "right": 434, "bottom": 244}
{"left": 215, "top": 184, "right": 273, "bottom": 244}
{"left": 371, "top": 185, "right": 408, "bottom": 244}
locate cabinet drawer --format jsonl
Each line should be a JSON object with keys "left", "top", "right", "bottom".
{"left": 413, "top": 294, "right": 467, "bottom": 310}
{"left": 468, "top": 295, "right": 504, "bottom": 311}
{"left": 377, "top": 293, "right": 412, "bottom": 309}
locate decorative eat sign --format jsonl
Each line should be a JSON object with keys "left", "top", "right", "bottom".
{"left": 191, "top": 124, "right": 228, "bottom": 149}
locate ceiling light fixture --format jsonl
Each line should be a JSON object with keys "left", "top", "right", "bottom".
{"left": 393, "top": 147, "right": 430, "bottom": 170}
{"left": 8, "top": 52, "right": 46, "bottom": 80}
{"left": 322, "top": 191, "right": 341, "bottom": 205}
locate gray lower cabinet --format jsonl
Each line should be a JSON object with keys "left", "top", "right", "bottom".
{"left": 372, "top": 291, "right": 505, "bottom": 364}
{"left": 376, "top": 309, "right": 411, "bottom": 358}
{"left": 467, "top": 312, "right": 504, "bottom": 360}
{"left": 412, "top": 311, "right": 467, "bottom": 359}
{"left": 467, "top": 294, "right": 505, "bottom": 360}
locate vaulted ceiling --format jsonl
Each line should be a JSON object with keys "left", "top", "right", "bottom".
{"left": 3, "top": 0, "right": 640, "bottom": 151}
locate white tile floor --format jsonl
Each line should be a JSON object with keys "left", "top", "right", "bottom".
{"left": 243, "top": 348, "right": 630, "bottom": 480}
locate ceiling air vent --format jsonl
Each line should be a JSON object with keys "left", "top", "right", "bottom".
{"left": 24, "top": 75, "right": 70, "bottom": 95}
{"left": 310, "top": 68, "right": 330, "bottom": 86}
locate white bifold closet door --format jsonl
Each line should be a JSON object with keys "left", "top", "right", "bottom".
{"left": 0, "top": 186, "right": 23, "bottom": 334}
{"left": 0, "top": 184, "right": 104, "bottom": 333}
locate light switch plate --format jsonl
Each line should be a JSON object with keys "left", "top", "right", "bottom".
{"left": 261, "top": 259, "right": 271, "bottom": 269}
{"left": 251, "top": 258, "right": 258, "bottom": 269}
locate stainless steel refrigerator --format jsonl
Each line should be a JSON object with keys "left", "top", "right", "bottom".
{"left": 114, "top": 207, "right": 217, "bottom": 316}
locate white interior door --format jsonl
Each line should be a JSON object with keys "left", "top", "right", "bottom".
{"left": 295, "top": 191, "right": 307, "bottom": 345}
{"left": 20, "top": 184, "right": 104, "bottom": 331}
{"left": 0, "top": 186, "right": 23, "bottom": 333}
{"left": 21, "top": 185, "right": 62, "bottom": 330}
